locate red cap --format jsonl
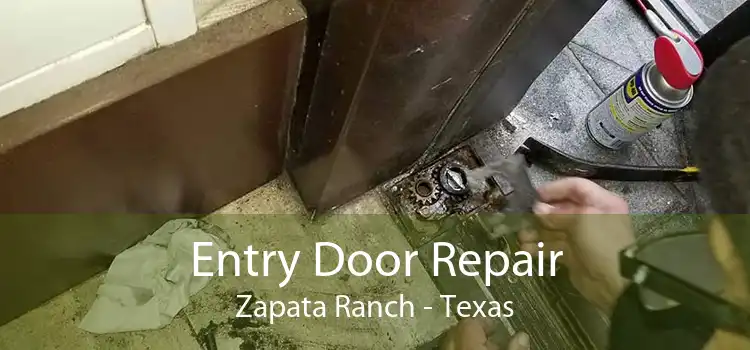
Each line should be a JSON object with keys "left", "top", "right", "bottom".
{"left": 654, "top": 31, "right": 704, "bottom": 90}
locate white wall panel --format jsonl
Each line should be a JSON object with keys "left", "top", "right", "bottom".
{"left": 0, "top": 0, "right": 147, "bottom": 85}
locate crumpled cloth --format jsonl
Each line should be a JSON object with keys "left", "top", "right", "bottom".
{"left": 79, "top": 219, "right": 225, "bottom": 333}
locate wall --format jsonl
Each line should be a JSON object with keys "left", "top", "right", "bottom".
{"left": 0, "top": 0, "right": 305, "bottom": 326}
{"left": 0, "top": 0, "right": 197, "bottom": 119}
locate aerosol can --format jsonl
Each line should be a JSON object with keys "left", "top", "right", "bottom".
{"left": 586, "top": 22, "right": 704, "bottom": 149}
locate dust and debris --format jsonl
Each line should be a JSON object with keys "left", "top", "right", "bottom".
{"left": 100, "top": 334, "right": 138, "bottom": 349}
{"left": 71, "top": 292, "right": 94, "bottom": 323}
{"left": 197, "top": 321, "right": 219, "bottom": 349}
{"left": 621, "top": 184, "right": 632, "bottom": 194}
{"left": 235, "top": 290, "right": 258, "bottom": 309}
{"left": 362, "top": 281, "right": 401, "bottom": 298}
{"left": 408, "top": 47, "right": 425, "bottom": 56}
{"left": 339, "top": 273, "right": 351, "bottom": 282}
{"left": 500, "top": 119, "right": 517, "bottom": 134}
{"left": 191, "top": 289, "right": 299, "bottom": 350}
{"left": 506, "top": 112, "right": 528, "bottom": 130}
{"left": 229, "top": 292, "right": 268, "bottom": 330}
{"left": 226, "top": 291, "right": 297, "bottom": 350}
{"left": 234, "top": 329, "right": 299, "bottom": 350}
{"left": 430, "top": 77, "right": 453, "bottom": 91}
{"left": 231, "top": 315, "right": 268, "bottom": 330}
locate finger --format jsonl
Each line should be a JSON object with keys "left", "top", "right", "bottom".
{"left": 537, "top": 177, "right": 601, "bottom": 204}
{"left": 520, "top": 243, "right": 539, "bottom": 255}
{"left": 440, "top": 331, "right": 457, "bottom": 350}
{"left": 517, "top": 229, "right": 539, "bottom": 244}
{"left": 520, "top": 241, "right": 568, "bottom": 266}
{"left": 536, "top": 240, "right": 567, "bottom": 253}
{"left": 507, "top": 332, "right": 531, "bottom": 350}
{"left": 483, "top": 341, "right": 501, "bottom": 350}
{"left": 521, "top": 236, "right": 565, "bottom": 253}
{"left": 535, "top": 240, "right": 570, "bottom": 267}
{"left": 595, "top": 193, "right": 630, "bottom": 214}
{"left": 477, "top": 317, "right": 499, "bottom": 336}
{"left": 455, "top": 319, "right": 488, "bottom": 346}
{"left": 537, "top": 229, "right": 566, "bottom": 242}
{"left": 519, "top": 228, "right": 565, "bottom": 249}
{"left": 533, "top": 203, "right": 578, "bottom": 230}
{"left": 537, "top": 201, "right": 580, "bottom": 215}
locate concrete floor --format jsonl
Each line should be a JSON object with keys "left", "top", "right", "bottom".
{"left": 0, "top": 175, "right": 453, "bottom": 349}
{"left": 0, "top": 0, "right": 746, "bottom": 349}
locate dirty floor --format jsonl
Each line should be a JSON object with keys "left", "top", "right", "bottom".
{"left": 0, "top": 175, "right": 454, "bottom": 350}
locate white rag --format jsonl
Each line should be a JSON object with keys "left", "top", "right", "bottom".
{"left": 79, "top": 219, "right": 225, "bottom": 333}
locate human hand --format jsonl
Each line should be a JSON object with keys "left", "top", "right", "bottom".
{"left": 519, "top": 178, "right": 635, "bottom": 314}
{"left": 441, "top": 318, "right": 530, "bottom": 350}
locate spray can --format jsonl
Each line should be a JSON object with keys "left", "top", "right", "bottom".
{"left": 586, "top": 31, "right": 704, "bottom": 149}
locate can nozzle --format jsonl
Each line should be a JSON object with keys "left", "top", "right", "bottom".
{"left": 654, "top": 30, "right": 704, "bottom": 90}
{"left": 646, "top": 10, "right": 679, "bottom": 40}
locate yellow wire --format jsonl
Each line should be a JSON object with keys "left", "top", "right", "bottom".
{"left": 681, "top": 166, "right": 700, "bottom": 173}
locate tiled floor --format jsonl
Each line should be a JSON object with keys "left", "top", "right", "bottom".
{"left": 684, "top": 0, "right": 745, "bottom": 27}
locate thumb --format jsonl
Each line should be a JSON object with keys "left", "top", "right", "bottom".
{"left": 507, "top": 332, "right": 531, "bottom": 350}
